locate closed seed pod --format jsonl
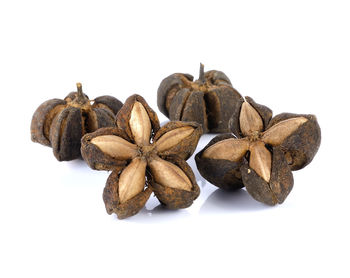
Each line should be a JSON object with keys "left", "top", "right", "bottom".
{"left": 157, "top": 64, "right": 244, "bottom": 133}
{"left": 31, "top": 83, "right": 123, "bottom": 161}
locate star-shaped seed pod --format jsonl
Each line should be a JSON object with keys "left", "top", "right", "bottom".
{"left": 81, "top": 95, "right": 202, "bottom": 219}
{"left": 195, "top": 96, "right": 321, "bottom": 205}
{"left": 157, "top": 64, "right": 244, "bottom": 133}
{"left": 31, "top": 83, "right": 123, "bottom": 161}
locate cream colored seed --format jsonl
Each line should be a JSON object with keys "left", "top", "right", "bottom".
{"left": 118, "top": 157, "right": 147, "bottom": 203}
{"left": 202, "top": 138, "right": 250, "bottom": 162}
{"left": 239, "top": 101, "right": 264, "bottom": 136}
{"left": 249, "top": 141, "right": 272, "bottom": 183}
{"left": 148, "top": 156, "right": 192, "bottom": 191}
{"left": 91, "top": 135, "right": 138, "bottom": 160}
{"left": 129, "top": 101, "right": 151, "bottom": 146}
{"left": 262, "top": 117, "right": 308, "bottom": 146}
{"left": 154, "top": 126, "right": 194, "bottom": 152}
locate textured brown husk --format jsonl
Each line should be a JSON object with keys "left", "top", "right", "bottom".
{"left": 31, "top": 86, "right": 122, "bottom": 161}
{"left": 103, "top": 169, "right": 152, "bottom": 219}
{"left": 241, "top": 146, "right": 293, "bottom": 205}
{"left": 204, "top": 70, "right": 232, "bottom": 85}
{"left": 269, "top": 147, "right": 294, "bottom": 203}
{"left": 31, "top": 99, "right": 66, "bottom": 146}
{"left": 93, "top": 95, "right": 123, "bottom": 115}
{"left": 117, "top": 94, "right": 160, "bottom": 142}
{"left": 179, "top": 91, "right": 208, "bottom": 132}
{"left": 82, "top": 94, "right": 202, "bottom": 219}
{"left": 153, "top": 121, "right": 202, "bottom": 160}
{"left": 267, "top": 113, "right": 321, "bottom": 170}
{"left": 157, "top": 73, "right": 194, "bottom": 117}
{"left": 229, "top": 96, "right": 272, "bottom": 138}
{"left": 207, "top": 86, "right": 243, "bottom": 133}
{"left": 81, "top": 127, "right": 131, "bottom": 170}
{"left": 245, "top": 96, "right": 272, "bottom": 129}
{"left": 196, "top": 95, "right": 320, "bottom": 206}
{"left": 151, "top": 156, "right": 200, "bottom": 209}
{"left": 168, "top": 88, "right": 191, "bottom": 121}
{"left": 157, "top": 66, "right": 243, "bottom": 133}
{"left": 64, "top": 92, "right": 89, "bottom": 102}
{"left": 195, "top": 134, "right": 244, "bottom": 190}
{"left": 93, "top": 108, "right": 115, "bottom": 129}
{"left": 50, "top": 107, "right": 83, "bottom": 161}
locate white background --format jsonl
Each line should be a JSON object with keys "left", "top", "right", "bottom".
{"left": 0, "top": 1, "right": 349, "bottom": 277}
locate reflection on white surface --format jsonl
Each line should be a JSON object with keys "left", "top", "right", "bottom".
{"left": 126, "top": 186, "right": 273, "bottom": 223}
{"left": 200, "top": 188, "right": 272, "bottom": 214}
{"left": 127, "top": 203, "right": 191, "bottom": 223}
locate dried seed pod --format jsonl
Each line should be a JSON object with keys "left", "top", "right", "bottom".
{"left": 81, "top": 127, "right": 131, "bottom": 170}
{"left": 117, "top": 95, "right": 160, "bottom": 143}
{"left": 148, "top": 156, "right": 192, "bottom": 191}
{"left": 81, "top": 94, "right": 202, "bottom": 219}
{"left": 265, "top": 113, "right": 321, "bottom": 170}
{"left": 153, "top": 121, "right": 202, "bottom": 160}
{"left": 151, "top": 155, "right": 200, "bottom": 209}
{"left": 118, "top": 157, "right": 147, "bottom": 203}
{"left": 157, "top": 64, "right": 244, "bottom": 133}
{"left": 31, "top": 83, "right": 123, "bottom": 161}
{"left": 195, "top": 134, "right": 245, "bottom": 191}
{"left": 196, "top": 96, "right": 321, "bottom": 205}
{"left": 103, "top": 169, "right": 153, "bottom": 219}
{"left": 229, "top": 96, "right": 272, "bottom": 138}
{"left": 241, "top": 146, "right": 293, "bottom": 205}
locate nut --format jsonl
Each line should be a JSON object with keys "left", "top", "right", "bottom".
{"left": 148, "top": 156, "right": 192, "bottom": 191}
{"left": 81, "top": 94, "right": 202, "bottom": 219}
{"left": 31, "top": 83, "right": 123, "bottom": 161}
{"left": 118, "top": 157, "right": 147, "bottom": 203}
{"left": 91, "top": 135, "right": 138, "bottom": 160}
{"left": 196, "top": 96, "right": 321, "bottom": 205}
{"left": 129, "top": 101, "right": 152, "bottom": 146}
{"left": 157, "top": 64, "right": 244, "bottom": 133}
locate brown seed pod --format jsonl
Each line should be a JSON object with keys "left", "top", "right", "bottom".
{"left": 265, "top": 113, "right": 321, "bottom": 170}
{"left": 241, "top": 146, "right": 294, "bottom": 205}
{"left": 81, "top": 94, "right": 202, "bottom": 219}
{"left": 195, "top": 134, "right": 244, "bottom": 191}
{"left": 157, "top": 64, "right": 244, "bottom": 133}
{"left": 229, "top": 96, "right": 272, "bottom": 138}
{"left": 196, "top": 96, "right": 321, "bottom": 205}
{"left": 103, "top": 169, "right": 153, "bottom": 219}
{"left": 31, "top": 83, "right": 123, "bottom": 161}
{"left": 149, "top": 155, "right": 200, "bottom": 209}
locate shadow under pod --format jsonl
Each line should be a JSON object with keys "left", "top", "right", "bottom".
{"left": 200, "top": 188, "right": 273, "bottom": 214}
{"left": 124, "top": 205, "right": 191, "bottom": 223}
{"left": 123, "top": 195, "right": 191, "bottom": 223}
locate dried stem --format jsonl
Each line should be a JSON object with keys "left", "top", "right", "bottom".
{"left": 198, "top": 63, "right": 205, "bottom": 84}
{"left": 75, "top": 82, "right": 88, "bottom": 103}
{"left": 76, "top": 83, "right": 84, "bottom": 97}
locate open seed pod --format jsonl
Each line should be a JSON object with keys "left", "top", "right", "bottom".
{"left": 196, "top": 96, "right": 321, "bottom": 205}
{"left": 265, "top": 113, "right": 321, "bottom": 170}
{"left": 157, "top": 64, "right": 244, "bottom": 133}
{"left": 195, "top": 134, "right": 244, "bottom": 191}
{"left": 31, "top": 83, "right": 123, "bottom": 161}
{"left": 81, "top": 94, "right": 202, "bottom": 219}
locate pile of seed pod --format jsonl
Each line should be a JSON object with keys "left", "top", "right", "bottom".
{"left": 31, "top": 65, "right": 321, "bottom": 219}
